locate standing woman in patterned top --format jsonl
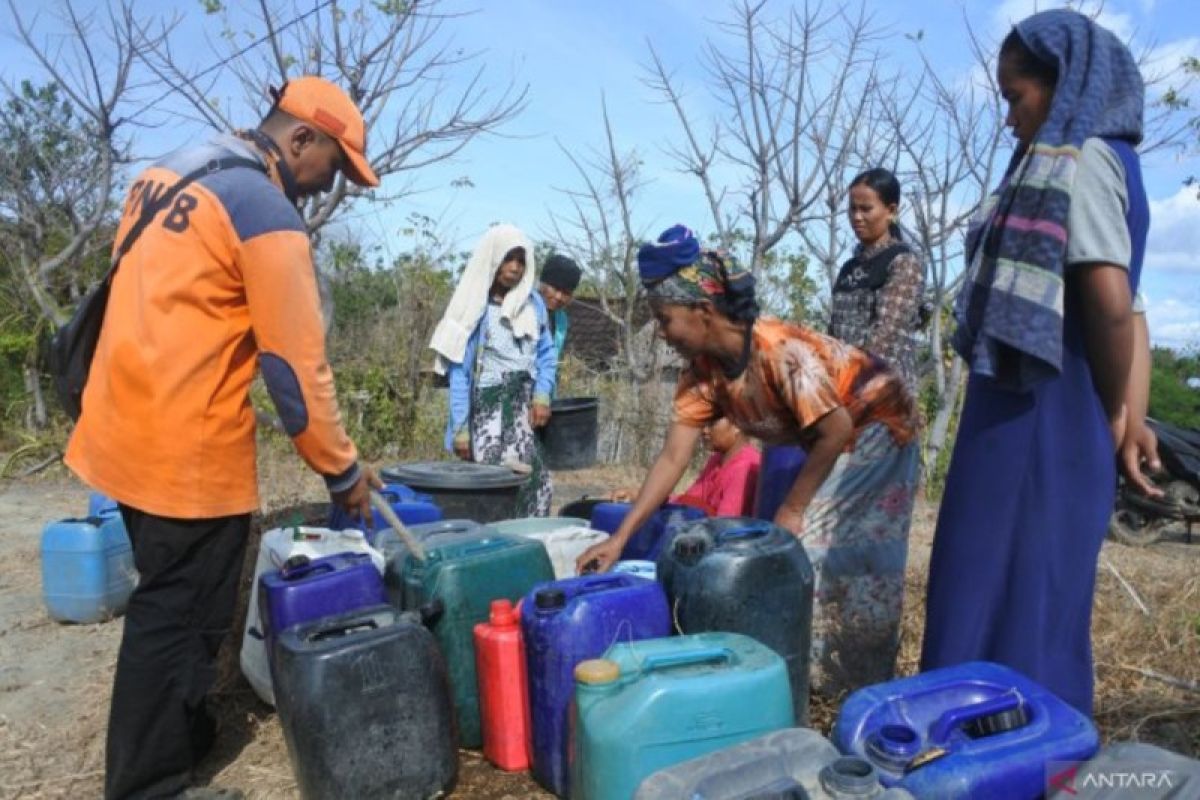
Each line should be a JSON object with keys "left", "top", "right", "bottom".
{"left": 429, "top": 224, "right": 557, "bottom": 515}
{"left": 576, "top": 224, "right": 922, "bottom": 695}
{"left": 830, "top": 169, "right": 926, "bottom": 390}
{"left": 921, "top": 10, "right": 1160, "bottom": 716}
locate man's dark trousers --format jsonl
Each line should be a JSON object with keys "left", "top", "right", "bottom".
{"left": 105, "top": 505, "right": 250, "bottom": 800}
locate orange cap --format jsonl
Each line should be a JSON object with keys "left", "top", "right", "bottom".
{"left": 270, "top": 76, "right": 380, "bottom": 188}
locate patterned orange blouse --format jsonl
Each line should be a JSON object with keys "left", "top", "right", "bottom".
{"left": 673, "top": 317, "right": 918, "bottom": 449}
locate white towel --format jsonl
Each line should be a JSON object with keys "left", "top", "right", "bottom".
{"left": 429, "top": 223, "right": 539, "bottom": 374}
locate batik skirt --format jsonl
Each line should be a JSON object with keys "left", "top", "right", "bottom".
{"left": 470, "top": 372, "right": 552, "bottom": 516}
{"left": 800, "top": 422, "right": 920, "bottom": 696}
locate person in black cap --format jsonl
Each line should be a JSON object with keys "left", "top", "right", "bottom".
{"left": 538, "top": 254, "right": 582, "bottom": 358}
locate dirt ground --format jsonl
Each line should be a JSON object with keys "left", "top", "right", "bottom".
{"left": 1, "top": 458, "right": 1197, "bottom": 799}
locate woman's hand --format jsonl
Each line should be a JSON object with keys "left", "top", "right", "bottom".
{"left": 575, "top": 536, "right": 623, "bottom": 575}
{"left": 609, "top": 487, "right": 638, "bottom": 502}
{"left": 453, "top": 439, "right": 471, "bottom": 460}
{"left": 531, "top": 403, "right": 551, "bottom": 428}
{"left": 774, "top": 503, "right": 807, "bottom": 537}
{"left": 1119, "top": 421, "right": 1163, "bottom": 497}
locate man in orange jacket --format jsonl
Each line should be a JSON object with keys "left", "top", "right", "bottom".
{"left": 65, "top": 77, "right": 381, "bottom": 800}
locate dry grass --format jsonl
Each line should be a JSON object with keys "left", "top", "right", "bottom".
{"left": 1, "top": 460, "right": 1197, "bottom": 799}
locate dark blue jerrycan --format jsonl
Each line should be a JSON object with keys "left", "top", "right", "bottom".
{"left": 657, "top": 516, "right": 814, "bottom": 726}
{"left": 522, "top": 572, "right": 670, "bottom": 797}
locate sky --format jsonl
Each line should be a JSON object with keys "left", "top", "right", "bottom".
{"left": 3, "top": 0, "right": 1199, "bottom": 347}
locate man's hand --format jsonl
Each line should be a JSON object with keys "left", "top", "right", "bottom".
{"left": 331, "top": 465, "right": 383, "bottom": 525}
{"left": 1119, "top": 422, "right": 1163, "bottom": 498}
{"left": 454, "top": 438, "right": 471, "bottom": 461}
{"left": 531, "top": 403, "right": 551, "bottom": 428}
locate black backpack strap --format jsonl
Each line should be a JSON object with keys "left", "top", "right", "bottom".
{"left": 833, "top": 243, "right": 912, "bottom": 293}
{"left": 108, "top": 155, "right": 267, "bottom": 273}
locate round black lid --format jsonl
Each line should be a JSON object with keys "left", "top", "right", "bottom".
{"left": 964, "top": 704, "right": 1030, "bottom": 738}
{"left": 382, "top": 461, "right": 525, "bottom": 491}
{"left": 534, "top": 588, "right": 567, "bottom": 609}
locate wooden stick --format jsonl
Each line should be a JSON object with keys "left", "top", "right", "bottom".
{"left": 19, "top": 451, "right": 61, "bottom": 477}
{"left": 1101, "top": 556, "right": 1151, "bottom": 616}
{"left": 370, "top": 490, "right": 426, "bottom": 562}
{"left": 1118, "top": 665, "right": 1200, "bottom": 695}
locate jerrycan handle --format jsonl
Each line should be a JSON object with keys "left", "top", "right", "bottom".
{"left": 641, "top": 647, "right": 732, "bottom": 674}
{"left": 307, "top": 618, "right": 380, "bottom": 643}
{"left": 578, "top": 574, "right": 631, "bottom": 594}
{"left": 929, "top": 691, "right": 1025, "bottom": 744}
{"left": 280, "top": 554, "right": 336, "bottom": 581}
{"left": 459, "top": 538, "right": 509, "bottom": 556}
{"left": 716, "top": 523, "right": 772, "bottom": 542}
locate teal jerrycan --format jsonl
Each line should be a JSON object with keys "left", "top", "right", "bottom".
{"left": 406, "top": 531, "right": 554, "bottom": 748}
{"left": 372, "top": 519, "right": 482, "bottom": 610}
{"left": 572, "top": 632, "right": 794, "bottom": 800}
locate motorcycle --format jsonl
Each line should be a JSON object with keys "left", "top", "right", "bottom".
{"left": 1108, "top": 417, "right": 1200, "bottom": 546}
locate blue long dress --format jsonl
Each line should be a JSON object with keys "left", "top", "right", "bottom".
{"left": 921, "top": 139, "right": 1148, "bottom": 716}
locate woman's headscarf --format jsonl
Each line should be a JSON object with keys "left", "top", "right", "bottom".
{"left": 952, "top": 9, "right": 1144, "bottom": 391}
{"left": 428, "top": 223, "right": 538, "bottom": 373}
{"left": 638, "top": 224, "right": 758, "bottom": 320}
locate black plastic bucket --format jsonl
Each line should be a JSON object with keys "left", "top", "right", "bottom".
{"left": 539, "top": 396, "right": 599, "bottom": 470}
{"left": 558, "top": 496, "right": 605, "bottom": 520}
{"left": 381, "top": 462, "right": 524, "bottom": 524}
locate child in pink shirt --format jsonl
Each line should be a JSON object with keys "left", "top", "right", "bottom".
{"left": 673, "top": 417, "right": 761, "bottom": 516}
{"left": 611, "top": 418, "right": 760, "bottom": 516}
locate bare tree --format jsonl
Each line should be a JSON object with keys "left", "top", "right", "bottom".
{"left": 139, "top": 0, "right": 528, "bottom": 235}
{"left": 0, "top": 0, "right": 175, "bottom": 429}
{"left": 645, "top": 0, "right": 887, "bottom": 277}
{"left": 542, "top": 96, "right": 681, "bottom": 464}
{"left": 0, "top": 0, "right": 169, "bottom": 325}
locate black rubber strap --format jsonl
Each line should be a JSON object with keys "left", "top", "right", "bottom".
{"left": 107, "top": 155, "right": 267, "bottom": 278}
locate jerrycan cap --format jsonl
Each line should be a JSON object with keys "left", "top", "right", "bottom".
{"left": 673, "top": 532, "right": 709, "bottom": 562}
{"left": 534, "top": 587, "right": 567, "bottom": 610}
{"left": 575, "top": 658, "right": 620, "bottom": 685}
{"left": 489, "top": 599, "right": 517, "bottom": 626}
{"left": 819, "top": 756, "right": 880, "bottom": 797}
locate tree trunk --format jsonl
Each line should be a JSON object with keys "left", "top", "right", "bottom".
{"left": 23, "top": 361, "right": 48, "bottom": 430}
{"left": 930, "top": 300, "right": 945, "bottom": 391}
{"left": 926, "top": 355, "right": 965, "bottom": 469}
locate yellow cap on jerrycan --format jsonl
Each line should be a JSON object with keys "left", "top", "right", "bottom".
{"left": 575, "top": 659, "right": 620, "bottom": 685}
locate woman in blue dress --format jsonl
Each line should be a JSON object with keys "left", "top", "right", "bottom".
{"left": 921, "top": 9, "right": 1159, "bottom": 716}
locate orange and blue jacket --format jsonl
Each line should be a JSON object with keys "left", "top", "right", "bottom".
{"left": 65, "top": 134, "right": 360, "bottom": 519}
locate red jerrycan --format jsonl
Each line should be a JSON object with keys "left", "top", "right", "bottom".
{"left": 474, "top": 598, "right": 531, "bottom": 770}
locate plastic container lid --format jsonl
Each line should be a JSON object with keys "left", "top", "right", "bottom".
{"left": 575, "top": 659, "right": 620, "bottom": 685}
{"left": 489, "top": 599, "right": 518, "bottom": 626}
{"left": 819, "top": 757, "right": 881, "bottom": 797}
{"left": 382, "top": 461, "right": 525, "bottom": 491}
{"left": 534, "top": 588, "right": 567, "bottom": 610}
